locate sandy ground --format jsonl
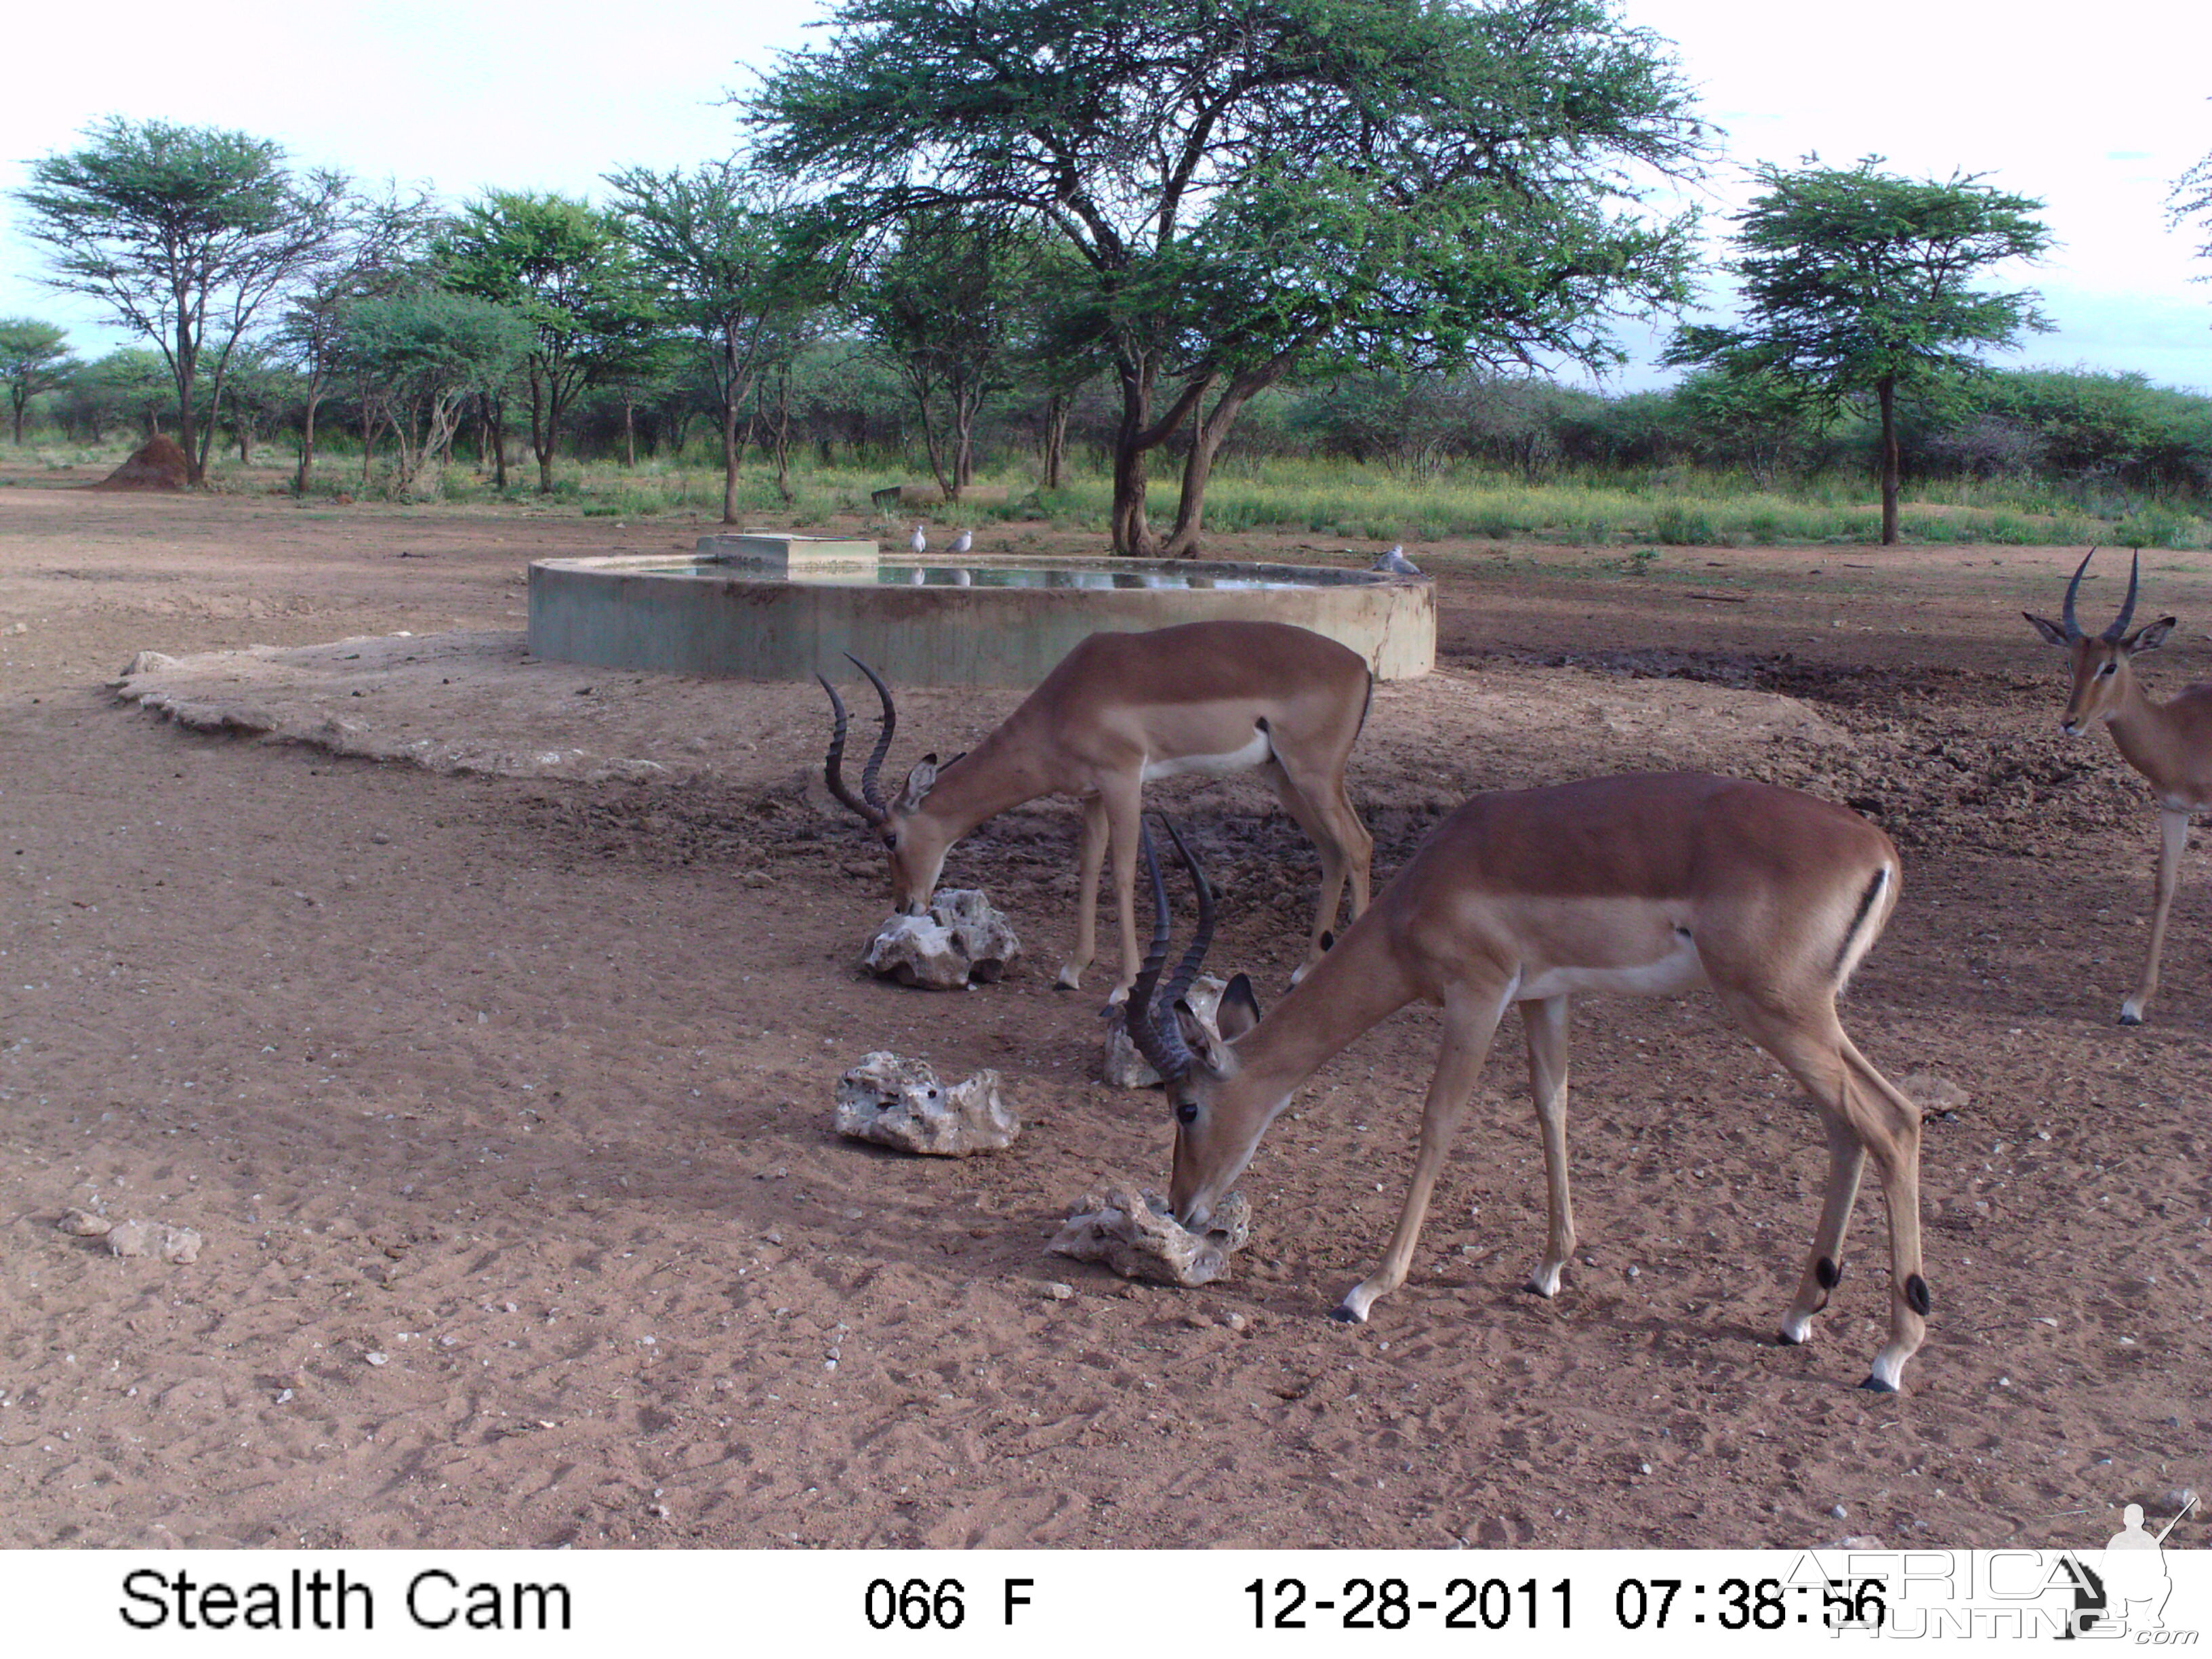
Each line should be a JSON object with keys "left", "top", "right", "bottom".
{"left": 1, "top": 472, "right": 2207, "bottom": 1552}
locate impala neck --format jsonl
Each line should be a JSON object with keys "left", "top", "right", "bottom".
{"left": 1227, "top": 909, "right": 1422, "bottom": 1103}
{"left": 2103, "top": 664, "right": 2200, "bottom": 806}
{"left": 911, "top": 716, "right": 1053, "bottom": 838}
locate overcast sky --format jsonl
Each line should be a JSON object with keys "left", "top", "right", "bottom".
{"left": 3, "top": 0, "right": 2207, "bottom": 392}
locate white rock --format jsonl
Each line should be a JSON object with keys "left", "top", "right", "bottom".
{"left": 1049, "top": 1179, "right": 1252, "bottom": 1287}
{"left": 1898, "top": 1072, "right": 1970, "bottom": 1113}
{"left": 56, "top": 1208, "right": 112, "bottom": 1237}
{"left": 834, "top": 1052, "right": 1019, "bottom": 1155}
{"left": 1101, "top": 975, "right": 1227, "bottom": 1088}
{"left": 104, "top": 1220, "right": 201, "bottom": 1263}
{"left": 861, "top": 889, "right": 1021, "bottom": 990}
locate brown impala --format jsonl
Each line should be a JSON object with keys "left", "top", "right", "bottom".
{"left": 1126, "top": 777, "right": 1931, "bottom": 1392}
{"left": 819, "top": 620, "right": 1374, "bottom": 997}
{"left": 2026, "top": 548, "right": 2212, "bottom": 1025}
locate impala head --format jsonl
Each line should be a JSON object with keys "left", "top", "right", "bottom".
{"left": 1123, "top": 816, "right": 1272, "bottom": 1230}
{"left": 818, "top": 657, "right": 956, "bottom": 914}
{"left": 2025, "top": 548, "right": 2176, "bottom": 735}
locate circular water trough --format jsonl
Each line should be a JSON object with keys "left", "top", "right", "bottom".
{"left": 527, "top": 537, "right": 1433, "bottom": 687}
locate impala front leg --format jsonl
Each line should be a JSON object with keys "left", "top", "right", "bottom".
{"left": 1101, "top": 779, "right": 1145, "bottom": 1002}
{"left": 1519, "top": 995, "right": 1578, "bottom": 1297}
{"left": 2122, "top": 806, "right": 2190, "bottom": 1025}
{"left": 1336, "top": 985, "right": 1508, "bottom": 1324}
{"left": 1057, "top": 792, "right": 1111, "bottom": 991}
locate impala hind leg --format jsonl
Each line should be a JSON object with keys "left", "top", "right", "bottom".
{"left": 1721, "top": 991, "right": 1928, "bottom": 1390}
{"left": 1056, "top": 793, "right": 1111, "bottom": 991}
{"left": 1335, "top": 985, "right": 1508, "bottom": 1324}
{"left": 2123, "top": 806, "right": 2190, "bottom": 1024}
{"left": 1261, "top": 756, "right": 1373, "bottom": 985}
{"left": 1519, "top": 996, "right": 1578, "bottom": 1297}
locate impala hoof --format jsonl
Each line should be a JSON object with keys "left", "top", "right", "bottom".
{"left": 1054, "top": 964, "right": 1084, "bottom": 991}
{"left": 1328, "top": 1305, "right": 1360, "bottom": 1324}
{"left": 1776, "top": 1319, "right": 1813, "bottom": 1347}
{"left": 2118, "top": 1008, "right": 2145, "bottom": 1027}
{"left": 1857, "top": 1374, "right": 1900, "bottom": 1393}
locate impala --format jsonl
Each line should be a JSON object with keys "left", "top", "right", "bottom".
{"left": 1126, "top": 776, "right": 1931, "bottom": 1391}
{"left": 819, "top": 619, "right": 1374, "bottom": 996}
{"left": 2026, "top": 547, "right": 2212, "bottom": 1024}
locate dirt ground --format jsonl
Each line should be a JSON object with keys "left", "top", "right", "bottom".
{"left": 1, "top": 469, "right": 2207, "bottom": 1552}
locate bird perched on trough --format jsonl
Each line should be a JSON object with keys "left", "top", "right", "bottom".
{"left": 1372, "top": 544, "right": 1422, "bottom": 577}
{"left": 909, "top": 523, "right": 927, "bottom": 555}
{"left": 948, "top": 529, "right": 974, "bottom": 555}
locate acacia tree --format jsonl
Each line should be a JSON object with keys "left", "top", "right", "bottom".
{"left": 0, "top": 319, "right": 81, "bottom": 444}
{"left": 336, "top": 290, "right": 533, "bottom": 495}
{"left": 274, "top": 182, "right": 440, "bottom": 493}
{"left": 750, "top": 0, "right": 1707, "bottom": 554}
{"left": 848, "top": 211, "right": 1037, "bottom": 500}
{"left": 12, "top": 118, "right": 346, "bottom": 484}
{"left": 438, "top": 192, "right": 653, "bottom": 493}
{"left": 602, "top": 162, "right": 823, "bottom": 521}
{"left": 1666, "top": 158, "right": 2051, "bottom": 544}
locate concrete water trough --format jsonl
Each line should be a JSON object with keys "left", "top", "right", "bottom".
{"left": 527, "top": 533, "right": 1434, "bottom": 687}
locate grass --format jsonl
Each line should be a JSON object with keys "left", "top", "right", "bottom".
{"left": 12, "top": 432, "right": 2209, "bottom": 549}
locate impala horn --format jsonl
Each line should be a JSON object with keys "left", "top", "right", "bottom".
{"left": 819, "top": 653, "right": 899, "bottom": 825}
{"left": 1125, "top": 813, "right": 1218, "bottom": 1084}
{"left": 2060, "top": 548, "right": 2092, "bottom": 642}
{"left": 2106, "top": 550, "right": 2141, "bottom": 642}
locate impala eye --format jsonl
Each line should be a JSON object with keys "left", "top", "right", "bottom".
{"left": 2099, "top": 663, "right": 2116, "bottom": 678}
{"left": 1176, "top": 1101, "right": 1198, "bottom": 1125}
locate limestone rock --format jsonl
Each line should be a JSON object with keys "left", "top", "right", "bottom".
{"left": 1898, "top": 1072, "right": 1969, "bottom": 1113}
{"left": 105, "top": 1221, "right": 202, "bottom": 1263}
{"left": 56, "top": 1208, "right": 112, "bottom": 1237}
{"left": 1048, "top": 1179, "right": 1252, "bottom": 1287}
{"left": 834, "top": 1051, "right": 1019, "bottom": 1155}
{"left": 861, "top": 888, "right": 1020, "bottom": 990}
{"left": 1102, "top": 974, "right": 1227, "bottom": 1088}
{"left": 117, "top": 650, "right": 178, "bottom": 680}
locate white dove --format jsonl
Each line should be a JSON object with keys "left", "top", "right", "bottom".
{"left": 947, "top": 529, "right": 974, "bottom": 555}
{"left": 909, "top": 523, "right": 927, "bottom": 555}
{"left": 1372, "top": 544, "right": 1422, "bottom": 577}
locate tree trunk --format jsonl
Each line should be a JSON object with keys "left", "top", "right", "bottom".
{"left": 296, "top": 379, "right": 324, "bottom": 495}
{"left": 622, "top": 397, "right": 636, "bottom": 469}
{"left": 530, "top": 369, "right": 554, "bottom": 494}
{"left": 721, "top": 392, "right": 741, "bottom": 525}
{"left": 1042, "top": 392, "right": 1069, "bottom": 491}
{"left": 1877, "top": 375, "right": 1900, "bottom": 546}
{"left": 9, "top": 392, "right": 24, "bottom": 445}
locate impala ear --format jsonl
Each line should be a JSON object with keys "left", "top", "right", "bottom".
{"left": 896, "top": 754, "right": 939, "bottom": 813}
{"left": 1216, "top": 972, "right": 1262, "bottom": 1040}
{"left": 1172, "top": 996, "right": 1235, "bottom": 1074}
{"left": 2129, "top": 616, "right": 2177, "bottom": 654}
{"left": 2024, "top": 612, "right": 2070, "bottom": 648}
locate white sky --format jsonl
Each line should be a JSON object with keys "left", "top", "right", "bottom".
{"left": 2, "top": 0, "right": 2207, "bottom": 392}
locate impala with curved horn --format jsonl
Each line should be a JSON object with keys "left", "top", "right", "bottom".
{"left": 819, "top": 621, "right": 1374, "bottom": 997}
{"left": 1129, "top": 777, "right": 1931, "bottom": 1391}
{"left": 2026, "top": 547, "right": 2212, "bottom": 1024}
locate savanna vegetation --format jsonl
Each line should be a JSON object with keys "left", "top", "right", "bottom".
{"left": 5, "top": 1, "right": 2211, "bottom": 552}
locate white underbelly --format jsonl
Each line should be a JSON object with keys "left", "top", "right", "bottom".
{"left": 1141, "top": 726, "right": 1272, "bottom": 783}
{"left": 1517, "top": 936, "right": 1707, "bottom": 1001}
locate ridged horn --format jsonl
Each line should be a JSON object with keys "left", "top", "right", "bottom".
{"left": 1125, "top": 822, "right": 1195, "bottom": 1084}
{"left": 2060, "top": 548, "right": 2093, "bottom": 642}
{"left": 844, "top": 655, "right": 898, "bottom": 811}
{"left": 2105, "top": 550, "right": 2140, "bottom": 642}
{"left": 819, "top": 668, "right": 886, "bottom": 826}
{"left": 1153, "top": 813, "right": 1216, "bottom": 1016}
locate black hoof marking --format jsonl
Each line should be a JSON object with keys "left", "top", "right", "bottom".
{"left": 2118, "top": 1012, "right": 2144, "bottom": 1027}
{"left": 1775, "top": 1328, "right": 1805, "bottom": 1347}
{"left": 1905, "top": 1274, "right": 1931, "bottom": 1317}
{"left": 1815, "top": 1256, "right": 1842, "bottom": 1292}
{"left": 1328, "top": 1306, "right": 1359, "bottom": 1324}
{"left": 1858, "top": 1374, "right": 1900, "bottom": 1393}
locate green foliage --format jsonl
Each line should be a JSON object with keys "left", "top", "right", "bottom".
{"left": 12, "top": 116, "right": 348, "bottom": 480}
{"left": 0, "top": 318, "right": 82, "bottom": 443}
{"left": 1667, "top": 156, "right": 2051, "bottom": 542}
{"left": 437, "top": 191, "right": 658, "bottom": 490}
{"left": 752, "top": 0, "right": 1712, "bottom": 550}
